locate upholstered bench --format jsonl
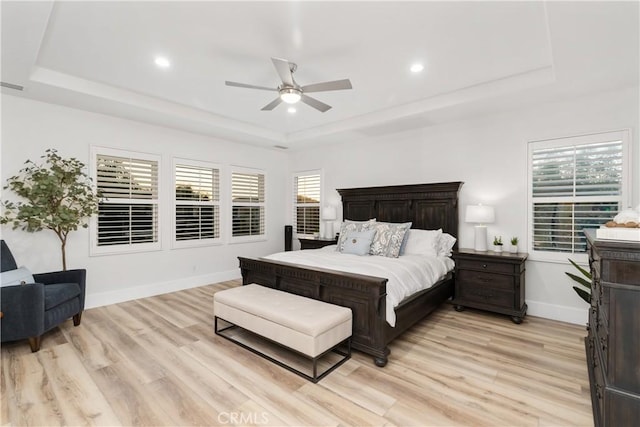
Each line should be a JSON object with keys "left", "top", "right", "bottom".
{"left": 213, "top": 284, "right": 352, "bottom": 382}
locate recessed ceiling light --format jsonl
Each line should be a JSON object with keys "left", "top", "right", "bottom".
{"left": 287, "top": 107, "right": 297, "bottom": 113}
{"left": 410, "top": 63, "right": 424, "bottom": 73}
{"left": 154, "top": 56, "right": 171, "bottom": 69}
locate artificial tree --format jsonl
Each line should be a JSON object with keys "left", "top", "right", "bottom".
{"left": 1, "top": 149, "right": 100, "bottom": 270}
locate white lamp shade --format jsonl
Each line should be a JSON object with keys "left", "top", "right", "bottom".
{"left": 321, "top": 206, "right": 337, "bottom": 221}
{"left": 465, "top": 205, "right": 495, "bottom": 224}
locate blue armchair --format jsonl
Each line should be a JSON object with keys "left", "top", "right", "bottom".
{"left": 0, "top": 240, "right": 86, "bottom": 352}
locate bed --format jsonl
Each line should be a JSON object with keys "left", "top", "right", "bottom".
{"left": 238, "top": 181, "right": 463, "bottom": 367}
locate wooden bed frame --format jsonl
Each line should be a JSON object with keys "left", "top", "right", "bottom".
{"left": 238, "top": 181, "right": 463, "bottom": 367}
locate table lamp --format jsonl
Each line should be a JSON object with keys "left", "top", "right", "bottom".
{"left": 465, "top": 204, "right": 495, "bottom": 251}
{"left": 321, "top": 206, "right": 337, "bottom": 239}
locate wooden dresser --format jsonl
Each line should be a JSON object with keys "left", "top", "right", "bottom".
{"left": 585, "top": 229, "right": 640, "bottom": 427}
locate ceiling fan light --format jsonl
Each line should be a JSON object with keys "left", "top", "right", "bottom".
{"left": 280, "top": 88, "right": 302, "bottom": 104}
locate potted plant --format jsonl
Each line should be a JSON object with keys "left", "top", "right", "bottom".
{"left": 1, "top": 149, "right": 100, "bottom": 270}
{"left": 509, "top": 237, "right": 519, "bottom": 253}
{"left": 565, "top": 259, "right": 591, "bottom": 304}
{"left": 493, "top": 236, "right": 503, "bottom": 252}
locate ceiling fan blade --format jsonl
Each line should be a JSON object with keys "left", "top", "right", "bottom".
{"left": 261, "top": 97, "right": 283, "bottom": 111}
{"left": 301, "top": 79, "right": 352, "bottom": 93}
{"left": 225, "top": 81, "right": 276, "bottom": 91}
{"left": 301, "top": 95, "right": 331, "bottom": 113}
{"left": 271, "top": 57, "right": 295, "bottom": 86}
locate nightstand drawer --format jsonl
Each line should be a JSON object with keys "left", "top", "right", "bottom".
{"left": 456, "top": 270, "right": 514, "bottom": 291}
{"left": 458, "top": 286, "right": 514, "bottom": 308}
{"left": 457, "top": 258, "right": 515, "bottom": 274}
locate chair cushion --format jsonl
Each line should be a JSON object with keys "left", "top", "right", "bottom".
{"left": 44, "top": 283, "right": 81, "bottom": 310}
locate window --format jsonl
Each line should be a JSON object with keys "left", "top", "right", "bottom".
{"left": 92, "top": 148, "right": 161, "bottom": 253}
{"left": 231, "top": 168, "right": 265, "bottom": 240}
{"left": 528, "top": 130, "right": 630, "bottom": 260}
{"left": 293, "top": 171, "right": 321, "bottom": 237}
{"left": 174, "top": 159, "right": 221, "bottom": 246}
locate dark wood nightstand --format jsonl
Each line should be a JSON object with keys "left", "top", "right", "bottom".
{"left": 451, "top": 249, "right": 528, "bottom": 324}
{"left": 299, "top": 237, "right": 338, "bottom": 250}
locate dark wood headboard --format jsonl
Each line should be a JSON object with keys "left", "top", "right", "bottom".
{"left": 337, "top": 182, "right": 463, "bottom": 239}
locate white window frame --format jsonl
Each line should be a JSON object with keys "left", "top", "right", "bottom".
{"left": 293, "top": 169, "right": 323, "bottom": 238}
{"left": 229, "top": 166, "right": 266, "bottom": 244}
{"left": 172, "top": 158, "right": 222, "bottom": 249}
{"left": 527, "top": 129, "right": 631, "bottom": 263}
{"left": 90, "top": 146, "right": 162, "bottom": 255}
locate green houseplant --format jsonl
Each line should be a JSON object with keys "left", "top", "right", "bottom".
{"left": 1, "top": 149, "right": 100, "bottom": 270}
{"left": 493, "top": 235, "right": 503, "bottom": 252}
{"left": 509, "top": 237, "right": 519, "bottom": 253}
{"left": 565, "top": 259, "right": 592, "bottom": 304}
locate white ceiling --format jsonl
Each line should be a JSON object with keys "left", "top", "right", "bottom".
{"left": 2, "top": 1, "right": 638, "bottom": 150}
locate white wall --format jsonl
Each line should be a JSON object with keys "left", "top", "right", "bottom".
{"left": 288, "top": 86, "right": 640, "bottom": 325}
{"left": 1, "top": 95, "right": 288, "bottom": 308}
{"left": 3, "top": 86, "right": 638, "bottom": 324}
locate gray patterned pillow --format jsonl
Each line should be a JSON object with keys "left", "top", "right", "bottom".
{"left": 369, "top": 222, "right": 412, "bottom": 258}
{"left": 336, "top": 219, "right": 376, "bottom": 252}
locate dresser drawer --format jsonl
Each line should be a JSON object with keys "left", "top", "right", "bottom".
{"left": 593, "top": 348, "right": 605, "bottom": 424}
{"left": 597, "top": 331, "right": 609, "bottom": 375}
{"left": 457, "top": 285, "right": 514, "bottom": 308}
{"left": 457, "top": 258, "right": 516, "bottom": 274}
{"left": 456, "top": 270, "right": 515, "bottom": 291}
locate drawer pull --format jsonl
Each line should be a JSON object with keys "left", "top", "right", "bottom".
{"left": 482, "top": 264, "right": 488, "bottom": 269}
{"left": 479, "top": 277, "right": 492, "bottom": 283}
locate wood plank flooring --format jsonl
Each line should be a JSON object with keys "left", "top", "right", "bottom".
{"left": 1, "top": 280, "right": 593, "bottom": 426}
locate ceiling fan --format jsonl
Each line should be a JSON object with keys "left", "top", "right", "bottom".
{"left": 225, "top": 57, "right": 352, "bottom": 113}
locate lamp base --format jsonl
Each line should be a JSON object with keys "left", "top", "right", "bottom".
{"left": 474, "top": 225, "right": 488, "bottom": 251}
{"left": 324, "top": 222, "right": 334, "bottom": 240}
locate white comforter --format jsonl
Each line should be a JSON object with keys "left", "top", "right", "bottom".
{"left": 263, "top": 246, "right": 455, "bottom": 327}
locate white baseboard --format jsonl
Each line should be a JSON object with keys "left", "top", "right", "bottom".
{"left": 85, "top": 269, "right": 241, "bottom": 309}
{"left": 526, "top": 300, "right": 588, "bottom": 325}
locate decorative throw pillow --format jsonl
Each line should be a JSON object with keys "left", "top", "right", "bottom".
{"left": 0, "top": 266, "right": 35, "bottom": 287}
{"left": 438, "top": 232, "right": 457, "bottom": 257}
{"left": 402, "top": 228, "right": 442, "bottom": 257}
{"left": 336, "top": 219, "right": 376, "bottom": 251}
{"left": 369, "top": 222, "right": 412, "bottom": 258}
{"left": 341, "top": 229, "right": 376, "bottom": 256}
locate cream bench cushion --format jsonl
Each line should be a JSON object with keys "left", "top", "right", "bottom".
{"left": 214, "top": 284, "right": 352, "bottom": 358}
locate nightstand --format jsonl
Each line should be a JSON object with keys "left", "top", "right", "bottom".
{"left": 451, "top": 249, "right": 528, "bottom": 324}
{"left": 299, "top": 237, "right": 338, "bottom": 250}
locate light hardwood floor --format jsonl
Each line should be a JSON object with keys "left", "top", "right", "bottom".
{"left": 1, "top": 280, "right": 593, "bottom": 426}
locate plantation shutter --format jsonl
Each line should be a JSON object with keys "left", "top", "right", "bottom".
{"left": 293, "top": 173, "right": 321, "bottom": 236}
{"left": 531, "top": 139, "right": 624, "bottom": 253}
{"left": 175, "top": 163, "right": 220, "bottom": 242}
{"left": 231, "top": 171, "right": 265, "bottom": 237}
{"left": 96, "top": 153, "right": 159, "bottom": 246}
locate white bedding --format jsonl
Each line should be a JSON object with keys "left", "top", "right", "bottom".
{"left": 263, "top": 246, "right": 455, "bottom": 327}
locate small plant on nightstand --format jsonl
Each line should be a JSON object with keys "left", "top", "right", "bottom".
{"left": 509, "top": 237, "right": 519, "bottom": 253}
{"left": 493, "top": 236, "right": 503, "bottom": 252}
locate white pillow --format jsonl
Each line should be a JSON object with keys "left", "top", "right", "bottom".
{"left": 0, "top": 266, "right": 35, "bottom": 287}
{"left": 438, "top": 233, "right": 457, "bottom": 257}
{"left": 402, "top": 229, "right": 442, "bottom": 257}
